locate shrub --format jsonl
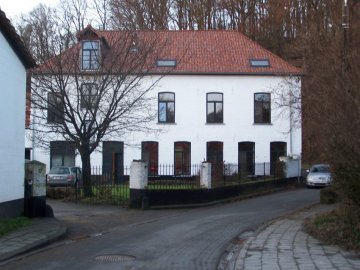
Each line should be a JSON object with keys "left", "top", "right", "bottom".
{"left": 320, "top": 186, "right": 339, "bottom": 204}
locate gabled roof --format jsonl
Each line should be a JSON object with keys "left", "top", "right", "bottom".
{"left": 38, "top": 25, "right": 302, "bottom": 76}
{"left": 0, "top": 9, "right": 36, "bottom": 68}
{"left": 94, "top": 29, "right": 302, "bottom": 75}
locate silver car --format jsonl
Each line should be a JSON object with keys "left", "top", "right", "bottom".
{"left": 306, "top": 164, "right": 332, "bottom": 187}
{"left": 47, "top": 166, "right": 82, "bottom": 187}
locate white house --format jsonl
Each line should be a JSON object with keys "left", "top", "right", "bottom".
{"left": 0, "top": 9, "right": 35, "bottom": 218}
{"left": 27, "top": 26, "right": 302, "bottom": 180}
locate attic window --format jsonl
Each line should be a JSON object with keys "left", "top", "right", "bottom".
{"left": 156, "top": 59, "right": 176, "bottom": 67}
{"left": 250, "top": 59, "right": 270, "bottom": 67}
{"left": 82, "top": 41, "right": 100, "bottom": 70}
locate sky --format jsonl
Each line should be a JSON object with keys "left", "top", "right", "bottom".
{"left": 0, "top": 0, "right": 59, "bottom": 20}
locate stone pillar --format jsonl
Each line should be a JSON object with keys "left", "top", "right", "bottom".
{"left": 130, "top": 160, "right": 148, "bottom": 189}
{"left": 24, "top": 160, "right": 47, "bottom": 217}
{"left": 129, "top": 160, "right": 148, "bottom": 208}
{"left": 200, "top": 162, "right": 212, "bottom": 189}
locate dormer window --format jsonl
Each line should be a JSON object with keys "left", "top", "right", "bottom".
{"left": 82, "top": 41, "right": 100, "bottom": 70}
{"left": 156, "top": 59, "right": 176, "bottom": 67}
{"left": 250, "top": 59, "right": 270, "bottom": 67}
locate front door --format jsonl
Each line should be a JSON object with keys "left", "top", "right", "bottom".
{"left": 238, "top": 142, "right": 255, "bottom": 178}
{"left": 270, "top": 142, "right": 287, "bottom": 176}
{"left": 207, "top": 141, "right": 223, "bottom": 184}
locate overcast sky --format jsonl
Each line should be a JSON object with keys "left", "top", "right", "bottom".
{"left": 0, "top": 0, "right": 59, "bottom": 20}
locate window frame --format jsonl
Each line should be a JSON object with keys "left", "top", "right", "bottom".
{"left": 156, "top": 59, "right": 177, "bottom": 67}
{"left": 80, "top": 83, "right": 98, "bottom": 110}
{"left": 47, "top": 92, "right": 64, "bottom": 124}
{"left": 158, "top": 92, "right": 175, "bottom": 123}
{"left": 81, "top": 40, "right": 100, "bottom": 71}
{"left": 206, "top": 92, "right": 223, "bottom": 124}
{"left": 249, "top": 59, "right": 270, "bottom": 67}
{"left": 254, "top": 92, "right": 271, "bottom": 124}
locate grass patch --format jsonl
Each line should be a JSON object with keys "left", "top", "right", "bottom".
{"left": 0, "top": 217, "right": 32, "bottom": 237}
{"left": 304, "top": 205, "right": 360, "bottom": 251}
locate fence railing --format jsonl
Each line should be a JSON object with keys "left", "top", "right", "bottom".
{"left": 46, "top": 162, "right": 283, "bottom": 204}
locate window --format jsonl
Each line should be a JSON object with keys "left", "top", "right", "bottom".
{"left": 207, "top": 93, "right": 223, "bottom": 123}
{"left": 141, "top": 141, "right": 158, "bottom": 176}
{"left": 174, "top": 142, "right": 191, "bottom": 175}
{"left": 158, "top": 92, "right": 175, "bottom": 123}
{"left": 238, "top": 142, "right": 255, "bottom": 177}
{"left": 50, "top": 141, "right": 76, "bottom": 168}
{"left": 82, "top": 41, "right": 100, "bottom": 70}
{"left": 254, "top": 93, "right": 271, "bottom": 123}
{"left": 81, "top": 83, "right": 98, "bottom": 109}
{"left": 156, "top": 59, "right": 176, "bottom": 67}
{"left": 47, "top": 92, "right": 64, "bottom": 124}
{"left": 25, "top": 148, "right": 31, "bottom": 160}
{"left": 250, "top": 59, "right": 270, "bottom": 67}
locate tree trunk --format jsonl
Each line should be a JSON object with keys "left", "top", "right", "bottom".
{"left": 80, "top": 148, "right": 93, "bottom": 197}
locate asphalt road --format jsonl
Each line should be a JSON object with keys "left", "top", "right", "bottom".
{"left": 5, "top": 188, "right": 320, "bottom": 270}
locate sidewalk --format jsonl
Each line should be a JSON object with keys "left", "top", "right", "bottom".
{"left": 0, "top": 217, "right": 66, "bottom": 262}
{"left": 220, "top": 204, "right": 360, "bottom": 270}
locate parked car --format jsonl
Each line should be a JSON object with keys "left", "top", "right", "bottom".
{"left": 306, "top": 164, "right": 332, "bottom": 188}
{"left": 47, "top": 166, "right": 82, "bottom": 187}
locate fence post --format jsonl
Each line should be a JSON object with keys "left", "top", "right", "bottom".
{"left": 200, "top": 162, "right": 212, "bottom": 189}
{"left": 264, "top": 162, "right": 266, "bottom": 176}
{"left": 129, "top": 160, "right": 148, "bottom": 208}
{"left": 130, "top": 160, "right": 148, "bottom": 189}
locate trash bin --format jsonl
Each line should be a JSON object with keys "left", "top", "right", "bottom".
{"left": 24, "top": 160, "right": 47, "bottom": 218}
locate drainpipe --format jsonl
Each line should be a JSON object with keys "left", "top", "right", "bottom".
{"left": 289, "top": 88, "right": 293, "bottom": 155}
{"left": 31, "top": 112, "right": 35, "bottom": 161}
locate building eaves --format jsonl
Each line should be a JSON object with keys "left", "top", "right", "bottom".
{"left": 0, "top": 9, "right": 36, "bottom": 68}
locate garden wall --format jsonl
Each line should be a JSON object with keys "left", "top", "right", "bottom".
{"left": 130, "top": 177, "right": 302, "bottom": 209}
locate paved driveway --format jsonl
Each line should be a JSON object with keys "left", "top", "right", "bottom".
{"left": 5, "top": 189, "right": 320, "bottom": 270}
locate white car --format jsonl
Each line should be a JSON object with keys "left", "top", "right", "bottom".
{"left": 47, "top": 166, "right": 82, "bottom": 187}
{"left": 306, "top": 164, "right": 332, "bottom": 188}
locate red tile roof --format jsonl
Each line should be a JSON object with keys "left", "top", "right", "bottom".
{"left": 38, "top": 25, "right": 302, "bottom": 76}
{"left": 95, "top": 28, "right": 302, "bottom": 75}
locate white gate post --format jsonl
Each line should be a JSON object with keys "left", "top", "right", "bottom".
{"left": 130, "top": 160, "right": 148, "bottom": 189}
{"left": 200, "top": 162, "right": 212, "bottom": 189}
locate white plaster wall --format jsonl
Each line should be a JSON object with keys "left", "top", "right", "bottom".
{"left": 121, "top": 75, "right": 301, "bottom": 166}
{"left": 0, "top": 32, "right": 27, "bottom": 203}
{"left": 27, "top": 74, "right": 302, "bottom": 171}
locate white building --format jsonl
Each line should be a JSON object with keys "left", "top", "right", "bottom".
{"left": 27, "top": 26, "right": 301, "bottom": 179}
{"left": 0, "top": 9, "right": 35, "bottom": 218}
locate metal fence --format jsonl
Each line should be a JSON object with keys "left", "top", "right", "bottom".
{"left": 219, "top": 162, "right": 282, "bottom": 186}
{"left": 46, "top": 167, "right": 130, "bottom": 205}
{"left": 46, "top": 162, "right": 282, "bottom": 204}
{"left": 223, "top": 162, "right": 272, "bottom": 177}
{"left": 147, "top": 164, "right": 201, "bottom": 189}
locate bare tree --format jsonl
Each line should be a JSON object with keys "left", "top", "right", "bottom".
{"left": 16, "top": 4, "right": 58, "bottom": 63}
{"left": 110, "top": 0, "right": 169, "bottom": 30}
{"left": 91, "top": 0, "right": 111, "bottom": 30}
{"left": 29, "top": 29, "right": 170, "bottom": 196}
{"left": 271, "top": 77, "right": 301, "bottom": 132}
